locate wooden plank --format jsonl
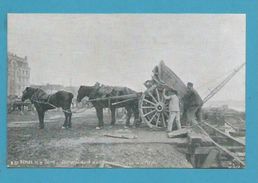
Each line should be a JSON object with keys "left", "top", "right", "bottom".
{"left": 187, "top": 132, "right": 203, "bottom": 144}
{"left": 222, "top": 146, "right": 245, "bottom": 152}
{"left": 167, "top": 128, "right": 189, "bottom": 138}
{"left": 229, "top": 131, "right": 245, "bottom": 137}
{"left": 235, "top": 152, "right": 246, "bottom": 157}
{"left": 187, "top": 130, "right": 214, "bottom": 146}
{"left": 196, "top": 124, "right": 245, "bottom": 167}
{"left": 194, "top": 146, "right": 245, "bottom": 154}
{"left": 104, "top": 134, "right": 137, "bottom": 139}
{"left": 202, "top": 121, "right": 245, "bottom": 146}
{"left": 194, "top": 147, "right": 220, "bottom": 155}
{"left": 201, "top": 149, "right": 220, "bottom": 168}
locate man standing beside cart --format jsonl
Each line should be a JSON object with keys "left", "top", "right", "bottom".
{"left": 163, "top": 87, "right": 181, "bottom": 132}
{"left": 182, "top": 82, "right": 203, "bottom": 126}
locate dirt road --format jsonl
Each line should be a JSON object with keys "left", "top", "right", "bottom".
{"left": 8, "top": 109, "right": 192, "bottom": 168}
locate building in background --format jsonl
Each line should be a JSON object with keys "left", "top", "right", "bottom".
{"left": 8, "top": 52, "right": 30, "bottom": 96}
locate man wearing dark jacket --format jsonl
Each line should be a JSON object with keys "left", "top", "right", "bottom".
{"left": 182, "top": 82, "right": 203, "bottom": 126}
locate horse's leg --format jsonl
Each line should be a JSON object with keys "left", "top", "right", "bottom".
{"left": 62, "top": 111, "right": 69, "bottom": 129}
{"left": 41, "top": 111, "right": 46, "bottom": 128}
{"left": 37, "top": 110, "right": 45, "bottom": 129}
{"left": 132, "top": 105, "right": 140, "bottom": 127}
{"left": 125, "top": 107, "right": 132, "bottom": 127}
{"left": 96, "top": 107, "right": 104, "bottom": 128}
{"left": 110, "top": 107, "right": 116, "bottom": 126}
{"left": 68, "top": 96, "right": 73, "bottom": 128}
{"left": 68, "top": 109, "right": 72, "bottom": 128}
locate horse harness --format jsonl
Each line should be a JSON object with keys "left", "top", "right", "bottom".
{"left": 30, "top": 89, "right": 73, "bottom": 114}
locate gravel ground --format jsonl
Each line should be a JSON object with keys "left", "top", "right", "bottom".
{"left": 7, "top": 110, "right": 192, "bottom": 168}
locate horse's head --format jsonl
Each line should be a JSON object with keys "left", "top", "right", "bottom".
{"left": 77, "top": 86, "right": 93, "bottom": 102}
{"left": 21, "top": 87, "right": 35, "bottom": 102}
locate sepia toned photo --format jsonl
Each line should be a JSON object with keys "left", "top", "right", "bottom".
{"left": 7, "top": 14, "right": 245, "bottom": 168}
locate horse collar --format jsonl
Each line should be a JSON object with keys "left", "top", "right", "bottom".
{"left": 89, "top": 87, "right": 98, "bottom": 98}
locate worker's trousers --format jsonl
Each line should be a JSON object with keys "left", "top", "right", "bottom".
{"left": 186, "top": 105, "right": 202, "bottom": 126}
{"left": 167, "top": 111, "right": 181, "bottom": 132}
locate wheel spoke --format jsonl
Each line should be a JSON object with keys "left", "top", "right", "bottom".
{"left": 163, "top": 111, "right": 169, "bottom": 118}
{"left": 142, "top": 106, "right": 155, "bottom": 109}
{"left": 155, "top": 88, "right": 161, "bottom": 102}
{"left": 143, "top": 99, "right": 156, "bottom": 106}
{"left": 161, "top": 93, "right": 165, "bottom": 103}
{"left": 156, "top": 113, "right": 161, "bottom": 127}
{"left": 147, "top": 91, "right": 158, "bottom": 103}
{"left": 149, "top": 112, "right": 157, "bottom": 124}
{"left": 161, "top": 113, "right": 166, "bottom": 127}
{"left": 143, "top": 109, "right": 156, "bottom": 117}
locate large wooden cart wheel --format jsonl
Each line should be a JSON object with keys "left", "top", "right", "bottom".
{"left": 139, "top": 85, "right": 169, "bottom": 129}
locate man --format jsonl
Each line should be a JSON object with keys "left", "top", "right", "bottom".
{"left": 182, "top": 82, "right": 203, "bottom": 126}
{"left": 163, "top": 87, "right": 181, "bottom": 132}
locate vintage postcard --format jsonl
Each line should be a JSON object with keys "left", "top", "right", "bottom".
{"left": 7, "top": 14, "right": 245, "bottom": 168}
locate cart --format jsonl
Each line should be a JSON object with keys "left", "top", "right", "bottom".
{"left": 138, "top": 61, "right": 188, "bottom": 129}
{"left": 85, "top": 61, "right": 188, "bottom": 129}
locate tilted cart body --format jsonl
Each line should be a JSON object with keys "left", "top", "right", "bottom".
{"left": 139, "top": 61, "right": 188, "bottom": 129}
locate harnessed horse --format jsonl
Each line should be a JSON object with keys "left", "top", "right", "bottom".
{"left": 77, "top": 84, "right": 140, "bottom": 128}
{"left": 21, "top": 87, "right": 74, "bottom": 129}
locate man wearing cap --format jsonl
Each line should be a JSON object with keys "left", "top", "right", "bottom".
{"left": 163, "top": 88, "right": 181, "bottom": 132}
{"left": 182, "top": 82, "right": 203, "bottom": 126}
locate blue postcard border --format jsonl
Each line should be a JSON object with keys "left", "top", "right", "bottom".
{"left": 0, "top": 0, "right": 257, "bottom": 183}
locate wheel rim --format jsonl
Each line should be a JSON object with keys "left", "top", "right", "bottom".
{"left": 139, "top": 86, "right": 169, "bottom": 129}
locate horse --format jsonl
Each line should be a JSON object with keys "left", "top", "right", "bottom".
{"left": 21, "top": 87, "right": 74, "bottom": 129}
{"left": 77, "top": 84, "right": 140, "bottom": 129}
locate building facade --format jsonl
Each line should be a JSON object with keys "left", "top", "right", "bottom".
{"left": 8, "top": 52, "right": 30, "bottom": 96}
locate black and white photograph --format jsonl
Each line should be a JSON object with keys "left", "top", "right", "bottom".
{"left": 7, "top": 14, "right": 245, "bottom": 168}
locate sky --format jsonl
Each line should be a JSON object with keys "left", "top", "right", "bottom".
{"left": 8, "top": 14, "right": 245, "bottom": 104}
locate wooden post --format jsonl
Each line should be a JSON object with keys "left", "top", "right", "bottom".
{"left": 202, "top": 148, "right": 220, "bottom": 168}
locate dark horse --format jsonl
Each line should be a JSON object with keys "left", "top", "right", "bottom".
{"left": 21, "top": 87, "right": 74, "bottom": 129}
{"left": 77, "top": 84, "right": 140, "bottom": 128}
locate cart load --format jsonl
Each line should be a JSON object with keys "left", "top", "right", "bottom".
{"left": 139, "top": 61, "right": 189, "bottom": 129}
